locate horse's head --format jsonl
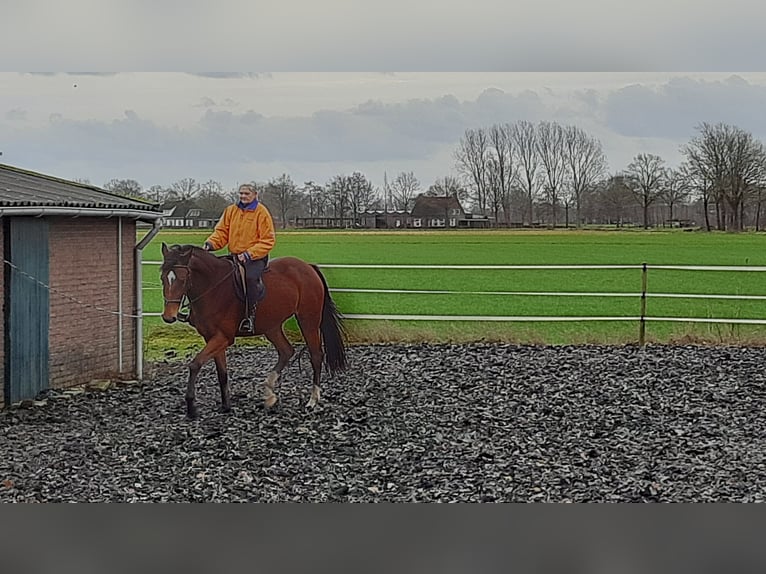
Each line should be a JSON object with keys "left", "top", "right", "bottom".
{"left": 159, "top": 243, "right": 195, "bottom": 323}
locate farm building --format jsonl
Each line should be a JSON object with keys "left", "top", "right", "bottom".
{"left": 410, "top": 195, "right": 491, "bottom": 228}
{"left": 357, "top": 210, "right": 410, "bottom": 229}
{"left": 160, "top": 200, "right": 220, "bottom": 229}
{"left": 293, "top": 195, "right": 490, "bottom": 229}
{"left": 0, "top": 163, "right": 164, "bottom": 408}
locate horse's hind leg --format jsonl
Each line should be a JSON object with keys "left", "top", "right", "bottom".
{"left": 262, "top": 327, "right": 295, "bottom": 408}
{"left": 213, "top": 350, "right": 231, "bottom": 412}
{"left": 297, "top": 320, "right": 324, "bottom": 409}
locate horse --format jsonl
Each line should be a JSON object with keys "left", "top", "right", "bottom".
{"left": 159, "top": 243, "right": 348, "bottom": 419}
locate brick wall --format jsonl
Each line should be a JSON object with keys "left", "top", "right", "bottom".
{"left": 0, "top": 226, "right": 4, "bottom": 408}
{"left": 48, "top": 217, "right": 137, "bottom": 389}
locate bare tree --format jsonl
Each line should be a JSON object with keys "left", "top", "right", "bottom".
{"left": 327, "top": 174, "right": 352, "bottom": 220}
{"left": 348, "top": 171, "right": 377, "bottom": 222}
{"left": 659, "top": 168, "right": 691, "bottom": 223}
{"left": 509, "top": 120, "right": 539, "bottom": 225}
{"left": 264, "top": 174, "right": 300, "bottom": 228}
{"left": 682, "top": 122, "right": 766, "bottom": 231}
{"left": 485, "top": 124, "right": 517, "bottom": 225}
{"left": 563, "top": 125, "right": 608, "bottom": 227}
{"left": 104, "top": 178, "right": 143, "bottom": 198}
{"left": 143, "top": 185, "right": 169, "bottom": 203}
{"left": 682, "top": 124, "right": 728, "bottom": 229}
{"left": 169, "top": 178, "right": 201, "bottom": 201}
{"left": 301, "top": 180, "right": 325, "bottom": 217}
{"left": 624, "top": 153, "right": 667, "bottom": 228}
{"left": 454, "top": 128, "right": 489, "bottom": 214}
{"left": 752, "top": 184, "right": 766, "bottom": 231}
{"left": 594, "top": 174, "right": 636, "bottom": 226}
{"left": 427, "top": 176, "right": 468, "bottom": 203}
{"left": 535, "top": 121, "right": 568, "bottom": 226}
{"left": 389, "top": 171, "right": 421, "bottom": 212}
{"left": 680, "top": 156, "right": 716, "bottom": 231}
{"left": 196, "top": 179, "right": 228, "bottom": 215}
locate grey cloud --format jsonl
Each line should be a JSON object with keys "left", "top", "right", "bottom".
{"left": 602, "top": 76, "right": 766, "bottom": 139}
{"left": 67, "top": 72, "right": 118, "bottom": 76}
{"left": 194, "top": 89, "right": 549, "bottom": 163}
{"left": 5, "top": 109, "right": 27, "bottom": 121}
{"left": 6, "top": 74, "right": 766, "bottom": 190}
{"left": 195, "top": 96, "right": 240, "bottom": 108}
{"left": 23, "top": 72, "right": 117, "bottom": 77}
{"left": 1, "top": 89, "right": 550, "bottom": 186}
{"left": 189, "top": 73, "right": 271, "bottom": 80}
{"left": 4, "top": 1, "right": 766, "bottom": 70}
{"left": 196, "top": 97, "right": 217, "bottom": 108}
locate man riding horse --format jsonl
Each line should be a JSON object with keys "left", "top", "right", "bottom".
{"left": 203, "top": 183, "right": 275, "bottom": 334}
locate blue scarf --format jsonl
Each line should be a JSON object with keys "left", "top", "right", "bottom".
{"left": 238, "top": 199, "right": 259, "bottom": 211}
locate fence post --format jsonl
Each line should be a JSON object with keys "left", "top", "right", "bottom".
{"left": 639, "top": 262, "right": 647, "bottom": 346}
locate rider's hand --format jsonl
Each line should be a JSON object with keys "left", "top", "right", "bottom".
{"left": 203, "top": 242, "right": 213, "bottom": 251}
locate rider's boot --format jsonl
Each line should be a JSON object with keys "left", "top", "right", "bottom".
{"left": 239, "top": 304, "right": 257, "bottom": 334}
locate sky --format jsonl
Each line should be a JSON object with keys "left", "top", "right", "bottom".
{"left": 2, "top": 1, "right": 766, "bottom": 194}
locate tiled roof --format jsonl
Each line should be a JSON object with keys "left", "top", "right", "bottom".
{"left": 411, "top": 194, "right": 464, "bottom": 216}
{"left": 0, "top": 163, "right": 162, "bottom": 215}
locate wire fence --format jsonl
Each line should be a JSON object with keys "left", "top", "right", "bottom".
{"left": 142, "top": 261, "right": 766, "bottom": 345}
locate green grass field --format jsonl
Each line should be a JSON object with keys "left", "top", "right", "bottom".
{"left": 141, "top": 229, "right": 766, "bottom": 359}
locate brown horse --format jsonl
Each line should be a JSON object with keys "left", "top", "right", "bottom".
{"left": 159, "top": 243, "right": 347, "bottom": 419}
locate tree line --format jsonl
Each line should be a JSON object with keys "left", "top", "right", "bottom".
{"left": 97, "top": 120, "right": 766, "bottom": 231}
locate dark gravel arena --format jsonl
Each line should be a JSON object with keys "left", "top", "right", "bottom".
{"left": 1, "top": 343, "right": 765, "bottom": 502}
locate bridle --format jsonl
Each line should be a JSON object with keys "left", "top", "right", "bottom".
{"left": 162, "top": 264, "right": 191, "bottom": 305}
{"left": 162, "top": 264, "right": 192, "bottom": 321}
{"left": 162, "top": 257, "right": 237, "bottom": 322}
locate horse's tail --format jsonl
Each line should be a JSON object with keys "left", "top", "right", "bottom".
{"left": 311, "top": 264, "right": 348, "bottom": 374}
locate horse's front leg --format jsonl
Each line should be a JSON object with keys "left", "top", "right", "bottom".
{"left": 185, "top": 360, "right": 201, "bottom": 420}
{"left": 186, "top": 334, "right": 230, "bottom": 419}
{"left": 213, "top": 350, "right": 231, "bottom": 412}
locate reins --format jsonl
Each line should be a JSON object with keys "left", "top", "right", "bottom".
{"left": 163, "top": 253, "right": 237, "bottom": 322}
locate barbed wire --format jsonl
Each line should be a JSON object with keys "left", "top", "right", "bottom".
{"left": 3, "top": 258, "right": 143, "bottom": 319}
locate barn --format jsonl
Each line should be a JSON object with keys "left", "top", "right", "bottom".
{"left": 0, "top": 163, "right": 164, "bottom": 408}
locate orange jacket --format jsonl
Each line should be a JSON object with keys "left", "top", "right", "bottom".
{"left": 206, "top": 202, "right": 276, "bottom": 260}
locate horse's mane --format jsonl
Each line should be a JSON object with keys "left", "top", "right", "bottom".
{"left": 160, "top": 244, "right": 212, "bottom": 272}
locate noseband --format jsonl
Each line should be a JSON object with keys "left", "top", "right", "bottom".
{"left": 162, "top": 257, "right": 237, "bottom": 309}
{"left": 162, "top": 264, "right": 191, "bottom": 305}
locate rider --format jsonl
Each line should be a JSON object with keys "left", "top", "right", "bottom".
{"left": 203, "top": 183, "right": 276, "bottom": 334}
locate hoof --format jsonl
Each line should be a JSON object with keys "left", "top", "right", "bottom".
{"left": 306, "top": 386, "right": 321, "bottom": 409}
{"left": 264, "top": 394, "right": 278, "bottom": 409}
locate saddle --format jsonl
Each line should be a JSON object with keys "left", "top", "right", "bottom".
{"left": 225, "top": 255, "right": 269, "bottom": 304}
{"left": 225, "top": 256, "right": 269, "bottom": 335}
{"left": 228, "top": 257, "right": 248, "bottom": 303}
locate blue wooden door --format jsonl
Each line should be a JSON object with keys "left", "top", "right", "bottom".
{"left": 7, "top": 218, "right": 50, "bottom": 403}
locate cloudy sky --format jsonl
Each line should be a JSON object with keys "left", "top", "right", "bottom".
{"left": 2, "top": 1, "right": 766, "bottom": 193}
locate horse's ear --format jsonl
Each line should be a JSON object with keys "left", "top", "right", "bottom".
{"left": 161, "top": 242, "right": 168, "bottom": 256}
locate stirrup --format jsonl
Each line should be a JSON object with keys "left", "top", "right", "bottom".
{"left": 239, "top": 317, "right": 255, "bottom": 334}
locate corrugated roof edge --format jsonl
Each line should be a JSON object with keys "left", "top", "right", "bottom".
{"left": 0, "top": 162, "right": 161, "bottom": 209}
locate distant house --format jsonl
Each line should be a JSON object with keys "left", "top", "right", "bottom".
{"left": 409, "top": 194, "right": 491, "bottom": 228}
{"left": 295, "top": 194, "right": 490, "bottom": 230}
{"left": 0, "top": 163, "right": 163, "bottom": 407}
{"left": 410, "top": 195, "right": 463, "bottom": 228}
{"left": 293, "top": 216, "right": 358, "bottom": 229}
{"left": 161, "top": 200, "right": 221, "bottom": 228}
{"left": 358, "top": 210, "right": 411, "bottom": 229}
